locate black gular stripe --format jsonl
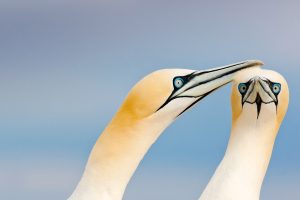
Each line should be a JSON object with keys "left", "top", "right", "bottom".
{"left": 255, "top": 94, "right": 262, "bottom": 119}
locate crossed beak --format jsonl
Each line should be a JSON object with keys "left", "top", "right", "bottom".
{"left": 158, "top": 60, "right": 264, "bottom": 113}
{"left": 171, "top": 60, "right": 263, "bottom": 99}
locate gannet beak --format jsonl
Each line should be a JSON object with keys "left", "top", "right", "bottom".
{"left": 173, "top": 60, "right": 263, "bottom": 99}
{"left": 241, "top": 76, "right": 280, "bottom": 118}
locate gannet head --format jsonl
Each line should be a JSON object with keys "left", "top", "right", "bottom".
{"left": 117, "top": 60, "right": 263, "bottom": 123}
{"left": 231, "top": 68, "right": 289, "bottom": 128}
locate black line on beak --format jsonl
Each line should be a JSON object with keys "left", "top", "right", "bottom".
{"left": 176, "top": 92, "right": 210, "bottom": 118}
{"left": 176, "top": 83, "right": 227, "bottom": 118}
{"left": 182, "top": 61, "right": 261, "bottom": 93}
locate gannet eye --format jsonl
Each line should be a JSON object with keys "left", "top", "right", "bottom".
{"left": 238, "top": 83, "right": 248, "bottom": 94}
{"left": 272, "top": 83, "right": 281, "bottom": 94}
{"left": 173, "top": 77, "right": 184, "bottom": 89}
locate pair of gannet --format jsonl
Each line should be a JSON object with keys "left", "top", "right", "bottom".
{"left": 199, "top": 68, "right": 289, "bottom": 200}
{"left": 68, "top": 60, "right": 289, "bottom": 200}
{"left": 68, "top": 60, "right": 261, "bottom": 200}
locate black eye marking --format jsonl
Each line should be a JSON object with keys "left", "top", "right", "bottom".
{"left": 156, "top": 72, "right": 196, "bottom": 112}
{"left": 172, "top": 71, "right": 197, "bottom": 91}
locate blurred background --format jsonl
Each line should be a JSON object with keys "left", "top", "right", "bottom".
{"left": 1, "top": 0, "right": 299, "bottom": 199}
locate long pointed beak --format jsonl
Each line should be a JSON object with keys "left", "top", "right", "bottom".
{"left": 243, "top": 76, "right": 277, "bottom": 104}
{"left": 242, "top": 76, "right": 279, "bottom": 118}
{"left": 158, "top": 60, "right": 263, "bottom": 112}
{"left": 172, "top": 60, "right": 263, "bottom": 99}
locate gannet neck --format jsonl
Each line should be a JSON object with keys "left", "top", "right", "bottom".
{"left": 199, "top": 108, "right": 279, "bottom": 200}
{"left": 68, "top": 113, "right": 171, "bottom": 200}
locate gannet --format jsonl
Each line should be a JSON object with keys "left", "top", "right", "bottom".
{"left": 199, "top": 68, "right": 289, "bottom": 200}
{"left": 68, "top": 60, "right": 263, "bottom": 200}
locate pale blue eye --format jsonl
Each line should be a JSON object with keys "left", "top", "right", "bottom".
{"left": 272, "top": 83, "right": 281, "bottom": 94}
{"left": 173, "top": 77, "right": 184, "bottom": 89}
{"left": 238, "top": 83, "right": 248, "bottom": 94}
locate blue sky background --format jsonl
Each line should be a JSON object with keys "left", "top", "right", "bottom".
{"left": 0, "top": 1, "right": 299, "bottom": 199}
